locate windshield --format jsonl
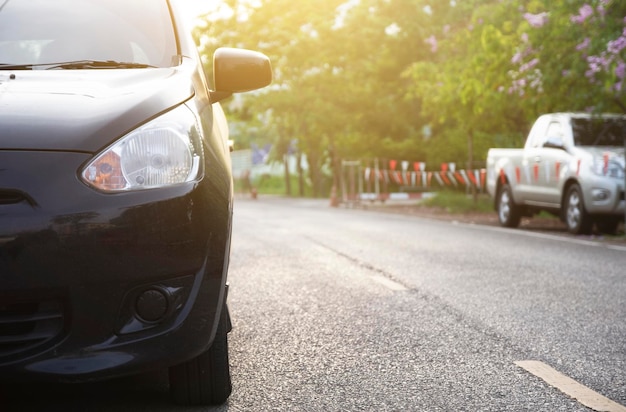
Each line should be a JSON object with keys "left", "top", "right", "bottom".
{"left": 571, "top": 116, "right": 626, "bottom": 147}
{"left": 0, "top": 0, "right": 178, "bottom": 68}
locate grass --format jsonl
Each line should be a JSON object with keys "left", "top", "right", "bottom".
{"left": 421, "top": 190, "right": 493, "bottom": 213}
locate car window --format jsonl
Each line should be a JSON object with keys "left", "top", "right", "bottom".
{"left": 545, "top": 121, "right": 563, "bottom": 140}
{"left": 527, "top": 116, "right": 549, "bottom": 148}
{"left": 571, "top": 117, "right": 626, "bottom": 146}
{"left": 0, "top": 0, "right": 178, "bottom": 68}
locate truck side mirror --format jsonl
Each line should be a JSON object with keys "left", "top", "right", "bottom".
{"left": 543, "top": 136, "right": 565, "bottom": 150}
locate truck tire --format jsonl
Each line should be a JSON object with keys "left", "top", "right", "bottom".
{"left": 564, "top": 184, "right": 592, "bottom": 235}
{"left": 169, "top": 305, "right": 232, "bottom": 406}
{"left": 497, "top": 184, "right": 521, "bottom": 228}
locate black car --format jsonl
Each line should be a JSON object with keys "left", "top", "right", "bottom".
{"left": 0, "top": 0, "right": 271, "bottom": 405}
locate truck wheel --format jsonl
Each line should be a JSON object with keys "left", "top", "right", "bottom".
{"left": 497, "top": 184, "right": 521, "bottom": 228}
{"left": 169, "top": 305, "right": 232, "bottom": 406}
{"left": 595, "top": 217, "right": 620, "bottom": 235}
{"left": 564, "top": 185, "right": 592, "bottom": 235}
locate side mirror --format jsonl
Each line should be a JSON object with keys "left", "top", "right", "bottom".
{"left": 544, "top": 136, "right": 565, "bottom": 150}
{"left": 211, "top": 47, "right": 272, "bottom": 103}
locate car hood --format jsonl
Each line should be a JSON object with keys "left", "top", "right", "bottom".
{"left": 0, "top": 63, "right": 195, "bottom": 152}
{"left": 578, "top": 146, "right": 625, "bottom": 168}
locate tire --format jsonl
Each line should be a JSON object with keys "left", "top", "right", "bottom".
{"left": 169, "top": 305, "right": 232, "bottom": 406}
{"left": 595, "top": 217, "right": 620, "bottom": 235}
{"left": 564, "top": 184, "right": 592, "bottom": 235}
{"left": 497, "top": 184, "right": 521, "bottom": 228}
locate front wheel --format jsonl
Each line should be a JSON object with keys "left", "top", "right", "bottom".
{"left": 497, "top": 184, "right": 521, "bottom": 228}
{"left": 564, "top": 184, "right": 592, "bottom": 235}
{"left": 169, "top": 305, "right": 232, "bottom": 406}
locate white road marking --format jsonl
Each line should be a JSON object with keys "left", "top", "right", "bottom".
{"left": 515, "top": 360, "right": 626, "bottom": 412}
{"left": 368, "top": 274, "right": 408, "bottom": 291}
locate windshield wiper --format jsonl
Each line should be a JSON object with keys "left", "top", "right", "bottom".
{"left": 0, "top": 63, "right": 37, "bottom": 70}
{"left": 45, "top": 60, "right": 156, "bottom": 70}
{"left": 0, "top": 61, "right": 155, "bottom": 70}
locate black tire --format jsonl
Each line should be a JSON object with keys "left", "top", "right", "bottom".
{"left": 564, "top": 184, "right": 592, "bottom": 235}
{"left": 595, "top": 217, "right": 620, "bottom": 235}
{"left": 497, "top": 184, "right": 521, "bottom": 228}
{"left": 169, "top": 305, "right": 232, "bottom": 406}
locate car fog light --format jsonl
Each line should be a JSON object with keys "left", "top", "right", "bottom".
{"left": 591, "top": 188, "right": 610, "bottom": 201}
{"left": 135, "top": 288, "right": 169, "bottom": 322}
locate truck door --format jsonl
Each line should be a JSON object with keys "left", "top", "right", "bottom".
{"left": 520, "top": 118, "right": 548, "bottom": 204}
{"left": 531, "top": 120, "right": 569, "bottom": 206}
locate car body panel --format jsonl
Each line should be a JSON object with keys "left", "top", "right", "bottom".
{"left": 0, "top": 0, "right": 269, "bottom": 388}
{"left": 0, "top": 67, "right": 196, "bottom": 151}
{"left": 487, "top": 113, "right": 626, "bottom": 219}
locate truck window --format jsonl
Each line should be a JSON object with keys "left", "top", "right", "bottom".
{"left": 545, "top": 122, "right": 563, "bottom": 139}
{"left": 527, "top": 116, "right": 550, "bottom": 148}
{"left": 572, "top": 117, "right": 626, "bottom": 147}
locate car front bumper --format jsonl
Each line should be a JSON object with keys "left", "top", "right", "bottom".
{"left": 582, "top": 173, "right": 626, "bottom": 217}
{"left": 0, "top": 150, "right": 232, "bottom": 382}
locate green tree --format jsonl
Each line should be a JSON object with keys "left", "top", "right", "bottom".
{"left": 194, "top": 0, "right": 626, "bottom": 197}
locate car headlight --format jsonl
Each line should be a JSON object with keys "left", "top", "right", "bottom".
{"left": 81, "top": 104, "right": 203, "bottom": 192}
{"left": 591, "top": 156, "right": 624, "bottom": 179}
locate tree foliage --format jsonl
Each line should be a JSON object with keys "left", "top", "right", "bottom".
{"left": 193, "top": 0, "right": 626, "bottom": 196}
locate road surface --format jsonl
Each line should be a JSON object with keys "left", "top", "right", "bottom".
{"left": 3, "top": 197, "right": 625, "bottom": 411}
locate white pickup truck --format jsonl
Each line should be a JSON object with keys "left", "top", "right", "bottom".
{"left": 486, "top": 112, "right": 625, "bottom": 234}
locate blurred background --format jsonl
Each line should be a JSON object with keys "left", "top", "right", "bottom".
{"left": 186, "top": 0, "right": 625, "bottom": 199}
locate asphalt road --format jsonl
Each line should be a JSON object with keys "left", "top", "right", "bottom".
{"left": 3, "top": 196, "right": 625, "bottom": 411}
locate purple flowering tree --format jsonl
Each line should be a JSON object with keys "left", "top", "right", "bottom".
{"left": 509, "top": 1, "right": 626, "bottom": 113}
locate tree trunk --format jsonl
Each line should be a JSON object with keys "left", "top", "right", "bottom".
{"left": 297, "top": 152, "right": 304, "bottom": 197}
{"left": 284, "top": 154, "right": 292, "bottom": 196}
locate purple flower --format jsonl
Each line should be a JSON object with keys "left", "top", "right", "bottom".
{"left": 519, "top": 58, "right": 539, "bottom": 72}
{"left": 614, "top": 81, "right": 622, "bottom": 93}
{"left": 576, "top": 37, "right": 591, "bottom": 51}
{"left": 607, "top": 32, "right": 626, "bottom": 54}
{"left": 616, "top": 60, "right": 626, "bottom": 80}
{"left": 570, "top": 4, "right": 593, "bottom": 24}
{"left": 524, "top": 12, "right": 549, "bottom": 28}
{"left": 588, "top": 54, "right": 610, "bottom": 71}
{"left": 425, "top": 35, "right": 437, "bottom": 53}
{"left": 511, "top": 52, "right": 523, "bottom": 64}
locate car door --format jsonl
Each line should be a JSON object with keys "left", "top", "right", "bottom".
{"left": 519, "top": 116, "right": 548, "bottom": 204}
{"left": 538, "top": 120, "right": 571, "bottom": 206}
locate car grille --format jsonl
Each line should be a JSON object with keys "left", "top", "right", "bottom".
{"left": 0, "top": 300, "right": 65, "bottom": 359}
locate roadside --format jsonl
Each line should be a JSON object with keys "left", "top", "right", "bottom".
{"left": 353, "top": 197, "right": 626, "bottom": 244}
{"left": 358, "top": 199, "right": 556, "bottom": 228}
{"left": 237, "top": 192, "right": 626, "bottom": 244}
